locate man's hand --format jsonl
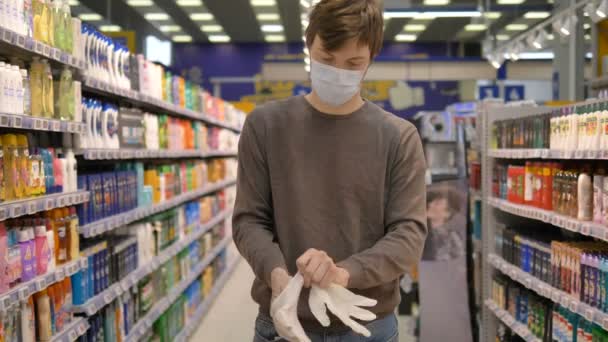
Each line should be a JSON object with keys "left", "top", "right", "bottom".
{"left": 271, "top": 267, "right": 292, "bottom": 300}
{"left": 296, "top": 249, "right": 350, "bottom": 288}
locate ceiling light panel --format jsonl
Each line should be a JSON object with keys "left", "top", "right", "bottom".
{"left": 78, "top": 13, "right": 103, "bottom": 21}
{"left": 423, "top": 0, "right": 450, "bottom": 4}
{"left": 496, "top": 34, "right": 510, "bottom": 41}
{"left": 176, "top": 0, "right": 202, "bottom": 6}
{"left": 261, "top": 24, "right": 283, "bottom": 32}
{"left": 506, "top": 23, "right": 528, "bottom": 31}
{"left": 497, "top": 0, "right": 525, "bottom": 4}
{"left": 465, "top": 24, "right": 487, "bottom": 31}
{"left": 404, "top": 24, "right": 426, "bottom": 32}
{"left": 173, "top": 35, "right": 193, "bottom": 42}
{"left": 265, "top": 34, "right": 285, "bottom": 42}
{"left": 484, "top": 12, "right": 501, "bottom": 19}
{"left": 100, "top": 25, "right": 121, "bottom": 32}
{"left": 251, "top": 0, "right": 276, "bottom": 6}
{"left": 201, "top": 25, "right": 223, "bottom": 32}
{"left": 257, "top": 13, "right": 280, "bottom": 21}
{"left": 209, "top": 35, "right": 231, "bottom": 43}
{"left": 395, "top": 34, "right": 417, "bottom": 42}
{"left": 68, "top": 0, "right": 79, "bottom": 5}
{"left": 253, "top": 0, "right": 284, "bottom": 40}
{"left": 127, "top": 0, "right": 153, "bottom": 6}
{"left": 160, "top": 25, "right": 182, "bottom": 32}
{"left": 190, "top": 13, "right": 214, "bottom": 21}
{"left": 524, "top": 12, "right": 550, "bottom": 19}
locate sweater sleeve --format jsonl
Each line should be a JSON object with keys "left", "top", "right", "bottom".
{"left": 337, "top": 125, "right": 428, "bottom": 289}
{"left": 232, "top": 115, "right": 287, "bottom": 287}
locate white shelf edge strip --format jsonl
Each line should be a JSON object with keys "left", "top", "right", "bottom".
{"left": 488, "top": 197, "right": 608, "bottom": 240}
{"left": 79, "top": 179, "right": 236, "bottom": 237}
{"left": 0, "top": 114, "right": 85, "bottom": 134}
{"left": 82, "top": 76, "right": 242, "bottom": 133}
{"left": 485, "top": 299, "right": 541, "bottom": 342}
{"left": 79, "top": 148, "right": 237, "bottom": 160}
{"left": 174, "top": 256, "right": 241, "bottom": 342}
{"left": 0, "top": 258, "right": 85, "bottom": 312}
{"left": 50, "top": 317, "right": 90, "bottom": 342}
{"left": 489, "top": 253, "right": 608, "bottom": 330}
{"left": 0, "top": 27, "right": 86, "bottom": 69}
{"left": 72, "top": 209, "right": 232, "bottom": 316}
{"left": 0, "top": 190, "right": 90, "bottom": 222}
{"left": 488, "top": 149, "right": 608, "bottom": 160}
{"left": 124, "top": 235, "right": 233, "bottom": 342}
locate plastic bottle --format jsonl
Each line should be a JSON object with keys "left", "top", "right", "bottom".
{"left": 18, "top": 227, "right": 35, "bottom": 281}
{"left": 42, "top": 59, "right": 54, "bottom": 118}
{"left": 62, "top": 0, "right": 72, "bottom": 53}
{"left": 0, "top": 63, "right": 6, "bottom": 114}
{"left": 29, "top": 57, "right": 43, "bottom": 117}
{"left": 39, "top": 134, "right": 54, "bottom": 193}
{"left": 16, "top": 134, "right": 30, "bottom": 197}
{"left": 35, "top": 289, "right": 52, "bottom": 341}
{"left": 35, "top": 220, "right": 49, "bottom": 275}
{"left": 53, "top": 209, "right": 67, "bottom": 265}
{"left": 3, "top": 134, "right": 19, "bottom": 200}
{"left": 44, "top": 217, "right": 55, "bottom": 271}
{"left": 57, "top": 66, "right": 73, "bottom": 120}
{"left": 67, "top": 207, "right": 78, "bottom": 261}
{"left": 23, "top": 0, "right": 33, "bottom": 37}
{"left": 579, "top": 169, "right": 593, "bottom": 221}
{"left": 0, "top": 223, "right": 8, "bottom": 293}
{"left": 64, "top": 148, "right": 75, "bottom": 192}
{"left": 51, "top": 0, "right": 62, "bottom": 50}
{"left": 21, "top": 296, "right": 36, "bottom": 342}
{"left": 21, "top": 69, "right": 30, "bottom": 116}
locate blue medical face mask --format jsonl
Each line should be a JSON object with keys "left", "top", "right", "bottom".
{"left": 310, "top": 59, "right": 366, "bottom": 107}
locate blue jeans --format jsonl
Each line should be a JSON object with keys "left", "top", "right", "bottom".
{"left": 253, "top": 314, "right": 399, "bottom": 342}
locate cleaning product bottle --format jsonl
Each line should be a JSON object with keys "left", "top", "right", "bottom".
{"left": 34, "top": 289, "right": 52, "bottom": 341}
{"left": 42, "top": 59, "right": 54, "bottom": 118}
{"left": 44, "top": 217, "right": 55, "bottom": 271}
{"left": 62, "top": 0, "right": 72, "bottom": 53}
{"left": 51, "top": 0, "right": 62, "bottom": 50}
{"left": 18, "top": 227, "right": 35, "bottom": 282}
{"left": 0, "top": 135, "right": 4, "bottom": 202}
{"left": 16, "top": 135, "right": 30, "bottom": 197}
{"left": 67, "top": 207, "right": 78, "bottom": 261}
{"left": 57, "top": 66, "right": 73, "bottom": 120}
{"left": 35, "top": 219, "right": 49, "bottom": 275}
{"left": 53, "top": 209, "right": 67, "bottom": 265}
{"left": 23, "top": 0, "right": 33, "bottom": 38}
{"left": 51, "top": 146, "right": 62, "bottom": 193}
{"left": 27, "top": 134, "right": 41, "bottom": 196}
{"left": 0, "top": 223, "right": 8, "bottom": 293}
{"left": 20, "top": 296, "right": 36, "bottom": 342}
{"left": 39, "top": 133, "right": 54, "bottom": 194}
{"left": 64, "top": 147, "right": 75, "bottom": 192}
{"left": 579, "top": 168, "right": 593, "bottom": 221}
{"left": 21, "top": 69, "right": 30, "bottom": 116}
{"left": 29, "top": 57, "right": 43, "bottom": 117}
{"left": 3, "top": 134, "right": 19, "bottom": 200}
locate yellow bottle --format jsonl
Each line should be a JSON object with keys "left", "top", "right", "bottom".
{"left": 30, "top": 58, "right": 43, "bottom": 117}
{"left": 2, "top": 134, "right": 20, "bottom": 200}
{"left": 42, "top": 59, "right": 54, "bottom": 118}
{"left": 17, "top": 135, "right": 31, "bottom": 198}
{"left": 33, "top": 0, "right": 48, "bottom": 43}
{"left": 46, "top": 0, "right": 55, "bottom": 47}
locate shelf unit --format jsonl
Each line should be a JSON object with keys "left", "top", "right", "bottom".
{"left": 123, "top": 235, "right": 233, "bottom": 342}
{"left": 489, "top": 148, "right": 608, "bottom": 160}
{"left": 174, "top": 256, "right": 241, "bottom": 342}
{"left": 82, "top": 76, "right": 242, "bottom": 133}
{"left": 484, "top": 299, "right": 541, "bottom": 342}
{"left": 0, "top": 258, "right": 84, "bottom": 311}
{"left": 78, "top": 178, "right": 235, "bottom": 238}
{"left": 488, "top": 254, "right": 608, "bottom": 329}
{"left": 50, "top": 317, "right": 90, "bottom": 342}
{"left": 72, "top": 209, "right": 232, "bottom": 316}
{"left": 0, "top": 190, "right": 90, "bottom": 221}
{"left": 77, "top": 148, "right": 237, "bottom": 160}
{"left": 0, "top": 113, "right": 86, "bottom": 134}
{"left": 0, "top": 27, "right": 85, "bottom": 69}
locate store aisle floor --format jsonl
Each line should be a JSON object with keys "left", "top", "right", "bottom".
{"left": 191, "top": 258, "right": 258, "bottom": 341}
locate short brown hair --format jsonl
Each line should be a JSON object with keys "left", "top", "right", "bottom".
{"left": 305, "top": 0, "right": 384, "bottom": 58}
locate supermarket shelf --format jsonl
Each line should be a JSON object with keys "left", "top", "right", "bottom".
{"left": 0, "top": 114, "right": 85, "bottom": 134}
{"left": 78, "top": 148, "right": 237, "bottom": 160}
{"left": 0, "top": 258, "right": 85, "bottom": 312}
{"left": 488, "top": 149, "right": 608, "bottom": 160}
{"left": 82, "top": 76, "right": 242, "bottom": 133}
{"left": 488, "top": 254, "right": 608, "bottom": 330}
{"left": 484, "top": 299, "right": 541, "bottom": 342}
{"left": 79, "top": 179, "right": 236, "bottom": 237}
{"left": 50, "top": 317, "right": 90, "bottom": 342}
{"left": 488, "top": 197, "right": 608, "bottom": 240}
{"left": 174, "top": 256, "right": 241, "bottom": 342}
{"left": 0, "top": 27, "right": 85, "bottom": 70}
{"left": 72, "top": 209, "right": 232, "bottom": 316}
{"left": 124, "top": 235, "right": 233, "bottom": 342}
{"left": 0, "top": 190, "right": 90, "bottom": 222}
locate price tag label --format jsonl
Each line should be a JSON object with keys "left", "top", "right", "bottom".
{"left": 87, "top": 303, "right": 97, "bottom": 316}
{"left": 33, "top": 118, "right": 43, "bottom": 130}
{"left": 0, "top": 115, "right": 8, "bottom": 127}
{"left": 114, "top": 287, "right": 122, "bottom": 297}
{"left": 77, "top": 324, "right": 87, "bottom": 335}
{"left": 10, "top": 204, "right": 23, "bottom": 218}
{"left": 0, "top": 207, "right": 7, "bottom": 221}
{"left": 602, "top": 317, "right": 608, "bottom": 330}
{"left": 2, "top": 29, "right": 12, "bottom": 42}
{"left": 569, "top": 300, "right": 578, "bottom": 312}
{"left": 19, "top": 288, "right": 29, "bottom": 300}
{"left": 34, "top": 41, "right": 43, "bottom": 54}
{"left": 36, "top": 278, "right": 47, "bottom": 291}
{"left": 12, "top": 116, "right": 21, "bottom": 129}
{"left": 45, "top": 198, "right": 54, "bottom": 210}
{"left": 53, "top": 49, "right": 61, "bottom": 60}
{"left": 52, "top": 120, "right": 60, "bottom": 131}
{"left": 586, "top": 309, "right": 594, "bottom": 321}
{"left": 56, "top": 268, "right": 65, "bottom": 280}
{"left": 58, "top": 196, "right": 65, "bottom": 207}
{"left": 104, "top": 293, "right": 113, "bottom": 304}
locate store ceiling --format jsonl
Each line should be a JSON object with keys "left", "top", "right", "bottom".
{"left": 70, "top": 0, "right": 575, "bottom": 45}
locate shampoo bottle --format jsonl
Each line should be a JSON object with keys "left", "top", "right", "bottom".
{"left": 578, "top": 169, "right": 593, "bottom": 221}
{"left": 20, "top": 296, "right": 35, "bottom": 342}
{"left": 35, "top": 221, "right": 49, "bottom": 275}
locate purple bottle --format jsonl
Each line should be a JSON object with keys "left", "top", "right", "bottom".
{"left": 18, "top": 226, "right": 36, "bottom": 282}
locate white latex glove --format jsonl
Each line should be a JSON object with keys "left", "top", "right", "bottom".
{"left": 309, "top": 284, "right": 378, "bottom": 337}
{"left": 270, "top": 273, "right": 311, "bottom": 342}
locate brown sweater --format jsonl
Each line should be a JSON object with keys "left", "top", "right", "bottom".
{"left": 232, "top": 95, "right": 427, "bottom": 332}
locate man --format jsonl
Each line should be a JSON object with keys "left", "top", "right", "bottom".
{"left": 233, "top": 0, "right": 427, "bottom": 341}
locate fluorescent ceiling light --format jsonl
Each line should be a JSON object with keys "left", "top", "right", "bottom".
{"left": 303, "top": 47, "right": 309, "bottom": 55}
{"left": 395, "top": 34, "right": 417, "bottom": 41}
{"left": 497, "top": 0, "right": 525, "bottom": 4}
{"left": 384, "top": 11, "right": 481, "bottom": 19}
{"left": 172, "top": 35, "right": 192, "bottom": 42}
{"left": 524, "top": 12, "right": 550, "bottom": 19}
{"left": 404, "top": 24, "right": 426, "bottom": 31}
{"left": 305, "top": 64, "right": 310, "bottom": 72}
{"left": 160, "top": 25, "right": 181, "bottom": 32}
{"left": 304, "top": 57, "right": 310, "bottom": 65}
{"left": 547, "top": 33, "right": 554, "bottom": 40}
{"left": 68, "top": 0, "right": 79, "bottom": 5}
{"left": 177, "top": 0, "right": 202, "bottom": 6}
{"left": 300, "top": 0, "right": 310, "bottom": 8}
{"left": 209, "top": 35, "right": 231, "bottom": 43}
{"left": 251, "top": 0, "right": 276, "bottom": 6}
{"left": 496, "top": 34, "right": 510, "bottom": 41}
{"left": 127, "top": 0, "right": 153, "bottom": 6}
{"left": 465, "top": 24, "right": 487, "bottom": 31}
{"left": 261, "top": 24, "right": 284, "bottom": 32}
{"left": 201, "top": 25, "right": 223, "bottom": 32}
{"left": 598, "top": 0, "right": 608, "bottom": 18}
{"left": 190, "top": 13, "right": 214, "bottom": 21}
{"left": 484, "top": 12, "right": 501, "bottom": 19}
{"left": 584, "top": 23, "right": 591, "bottom": 29}
{"left": 257, "top": 13, "right": 280, "bottom": 20}
{"left": 265, "top": 34, "right": 285, "bottom": 42}
{"left": 585, "top": 34, "right": 591, "bottom": 40}
{"left": 423, "top": 0, "right": 450, "bottom": 5}
{"left": 516, "top": 52, "right": 554, "bottom": 60}
{"left": 145, "top": 13, "right": 170, "bottom": 21}
{"left": 506, "top": 24, "right": 528, "bottom": 31}
{"left": 99, "top": 25, "right": 121, "bottom": 32}
{"left": 301, "top": 19, "right": 309, "bottom": 27}
{"left": 78, "top": 13, "right": 102, "bottom": 21}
